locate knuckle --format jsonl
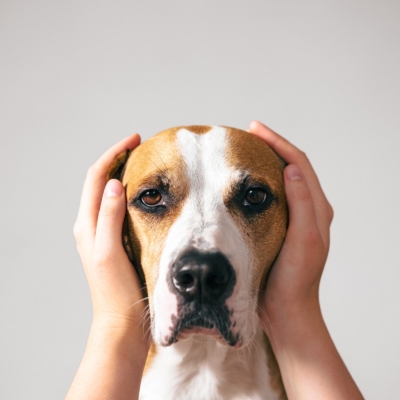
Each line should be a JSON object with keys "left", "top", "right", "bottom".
{"left": 327, "top": 203, "right": 334, "bottom": 222}
{"left": 87, "top": 163, "right": 100, "bottom": 178}
{"left": 296, "top": 150, "right": 308, "bottom": 162}
{"left": 289, "top": 150, "right": 309, "bottom": 168}
{"left": 304, "top": 230, "right": 322, "bottom": 248}
{"left": 73, "top": 222, "right": 82, "bottom": 239}
{"left": 75, "top": 241, "right": 83, "bottom": 256}
{"left": 322, "top": 198, "right": 334, "bottom": 223}
{"left": 92, "top": 252, "right": 113, "bottom": 268}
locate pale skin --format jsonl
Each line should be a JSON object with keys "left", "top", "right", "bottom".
{"left": 66, "top": 121, "right": 364, "bottom": 400}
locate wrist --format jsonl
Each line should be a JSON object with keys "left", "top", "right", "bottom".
{"left": 89, "top": 314, "right": 150, "bottom": 362}
{"left": 261, "top": 295, "right": 323, "bottom": 349}
{"left": 66, "top": 314, "right": 150, "bottom": 400}
{"left": 260, "top": 297, "right": 364, "bottom": 400}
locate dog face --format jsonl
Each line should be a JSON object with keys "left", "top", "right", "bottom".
{"left": 111, "top": 126, "right": 287, "bottom": 348}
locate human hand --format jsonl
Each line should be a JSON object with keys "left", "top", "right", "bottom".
{"left": 249, "top": 121, "right": 365, "bottom": 400}
{"left": 249, "top": 121, "right": 334, "bottom": 326}
{"left": 73, "top": 133, "right": 148, "bottom": 335}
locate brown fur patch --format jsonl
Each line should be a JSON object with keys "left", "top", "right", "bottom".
{"left": 106, "top": 150, "right": 131, "bottom": 181}
{"left": 144, "top": 343, "right": 157, "bottom": 374}
{"left": 184, "top": 125, "right": 213, "bottom": 135}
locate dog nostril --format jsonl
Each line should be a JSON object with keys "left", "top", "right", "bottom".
{"left": 174, "top": 271, "right": 195, "bottom": 290}
{"left": 206, "top": 272, "right": 228, "bottom": 289}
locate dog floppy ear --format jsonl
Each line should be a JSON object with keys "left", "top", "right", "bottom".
{"left": 106, "top": 150, "right": 146, "bottom": 291}
{"left": 106, "top": 149, "right": 131, "bottom": 182}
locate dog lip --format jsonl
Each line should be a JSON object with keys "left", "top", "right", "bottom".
{"left": 165, "top": 308, "right": 240, "bottom": 347}
{"left": 180, "top": 327, "right": 220, "bottom": 336}
{"left": 180, "top": 315, "right": 217, "bottom": 332}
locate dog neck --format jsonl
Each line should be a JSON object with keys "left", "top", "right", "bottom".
{"left": 139, "top": 324, "right": 281, "bottom": 400}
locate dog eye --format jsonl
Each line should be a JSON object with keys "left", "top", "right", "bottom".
{"left": 243, "top": 188, "right": 267, "bottom": 206}
{"left": 140, "top": 189, "right": 162, "bottom": 206}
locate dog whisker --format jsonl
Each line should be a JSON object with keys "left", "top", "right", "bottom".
{"left": 123, "top": 296, "right": 149, "bottom": 313}
{"left": 139, "top": 306, "right": 151, "bottom": 327}
{"left": 142, "top": 314, "right": 153, "bottom": 344}
{"left": 154, "top": 149, "right": 170, "bottom": 180}
{"left": 255, "top": 304, "right": 273, "bottom": 338}
{"left": 143, "top": 151, "right": 170, "bottom": 182}
{"left": 140, "top": 313, "right": 150, "bottom": 328}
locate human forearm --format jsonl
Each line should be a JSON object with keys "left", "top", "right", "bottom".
{"left": 65, "top": 319, "right": 148, "bottom": 400}
{"left": 264, "top": 301, "right": 364, "bottom": 400}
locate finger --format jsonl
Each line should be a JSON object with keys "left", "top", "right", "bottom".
{"left": 91, "top": 180, "right": 143, "bottom": 309}
{"left": 249, "top": 120, "right": 333, "bottom": 237}
{"left": 93, "top": 179, "right": 127, "bottom": 262}
{"left": 76, "top": 133, "right": 140, "bottom": 245}
{"left": 249, "top": 120, "right": 323, "bottom": 194}
{"left": 283, "top": 164, "right": 327, "bottom": 255}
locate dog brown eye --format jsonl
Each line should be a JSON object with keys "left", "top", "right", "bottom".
{"left": 141, "top": 189, "right": 162, "bottom": 206}
{"left": 244, "top": 188, "right": 267, "bottom": 206}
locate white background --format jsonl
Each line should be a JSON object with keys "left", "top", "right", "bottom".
{"left": 1, "top": 1, "right": 399, "bottom": 398}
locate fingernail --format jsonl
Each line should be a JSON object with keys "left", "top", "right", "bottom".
{"left": 105, "top": 180, "right": 123, "bottom": 197}
{"left": 286, "top": 165, "right": 303, "bottom": 181}
{"left": 249, "top": 120, "right": 259, "bottom": 132}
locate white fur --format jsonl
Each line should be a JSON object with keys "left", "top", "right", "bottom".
{"left": 141, "top": 127, "right": 279, "bottom": 399}
{"left": 140, "top": 325, "right": 279, "bottom": 400}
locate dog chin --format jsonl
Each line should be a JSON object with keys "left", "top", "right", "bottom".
{"left": 158, "top": 321, "right": 243, "bottom": 348}
{"left": 179, "top": 327, "right": 224, "bottom": 342}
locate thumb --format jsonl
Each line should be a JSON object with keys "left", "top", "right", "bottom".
{"left": 284, "top": 164, "right": 318, "bottom": 247}
{"left": 94, "top": 179, "right": 127, "bottom": 260}
{"left": 90, "top": 180, "right": 144, "bottom": 323}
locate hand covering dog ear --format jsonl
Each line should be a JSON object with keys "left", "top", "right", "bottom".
{"left": 107, "top": 149, "right": 147, "bottom": 294}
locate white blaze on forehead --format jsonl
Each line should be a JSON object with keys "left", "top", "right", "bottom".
{"left": 177, "top": 127, "right": 228, "bottom": 219}
{"left": 175, "top": 127, "right": 237, "bottom": 249}
{"left": 153, "top": 126, "right": 254, "bottom": 344}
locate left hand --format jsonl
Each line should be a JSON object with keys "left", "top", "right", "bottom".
{"left": 73, "top": 133, "right": 148, "bottom": 333}
{"left": 249, "top": 121, "right": 364, "bottom": 400}
{"left": 249, "top": 121, "right": 334, "bottom": 327}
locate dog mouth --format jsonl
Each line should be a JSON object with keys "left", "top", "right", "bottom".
{"left": 164, "top": 303, "right": 240, "bottom": 347}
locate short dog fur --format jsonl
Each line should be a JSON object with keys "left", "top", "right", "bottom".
{"left": 107, "top": 126, "right": 288, "bottom": 400}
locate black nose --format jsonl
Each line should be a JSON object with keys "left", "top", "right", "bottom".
{"left": 171, "top": 250, "right": 235, "bottom": 303}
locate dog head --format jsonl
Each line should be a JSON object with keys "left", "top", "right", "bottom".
{"left": 108, "top": 126, "right": 287, "bottom": 348}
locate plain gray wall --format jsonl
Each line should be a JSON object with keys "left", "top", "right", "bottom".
{"left": 1, "top": 1, "right": 399, "bottom": 398}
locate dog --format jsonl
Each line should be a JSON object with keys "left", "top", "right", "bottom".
{"left": 107, "top": 126, "right": 288, "bottom": 400}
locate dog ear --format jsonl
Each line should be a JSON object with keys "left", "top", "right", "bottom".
{"left": 278, "top": 156, "right": 287, "bottom": 168}
{"left": 106, "top": 149, "right": 131, "bottom": 181}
